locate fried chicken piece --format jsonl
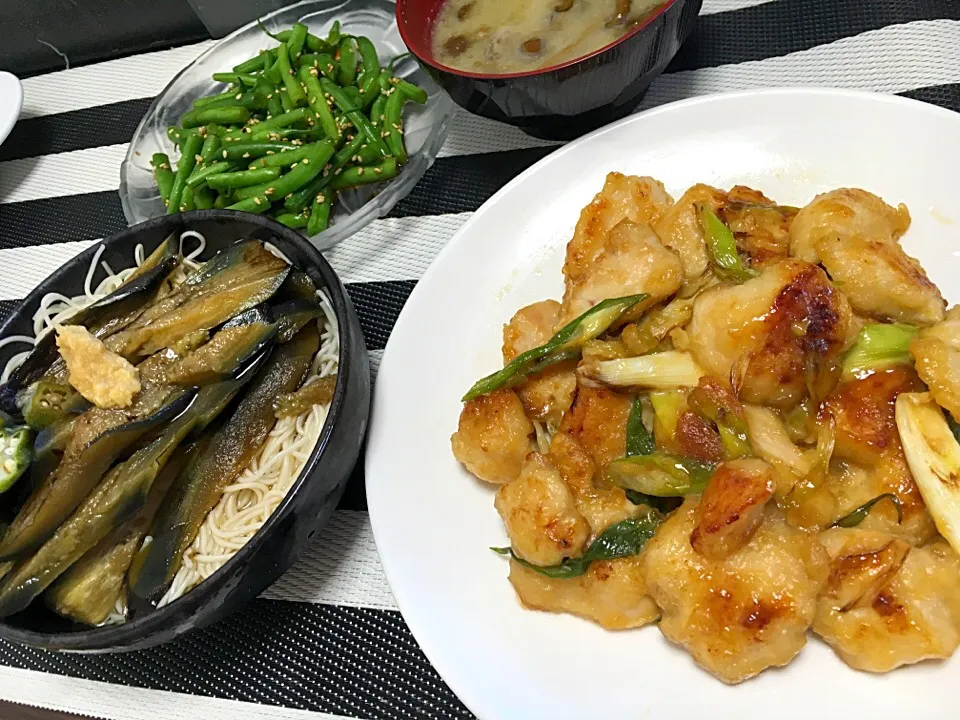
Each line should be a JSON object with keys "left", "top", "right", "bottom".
{"left": 721, "top": 186, "right": 798, "bottom": 266}
{"left": 563, "top": 173, "right": 673, "bottom": 290}
{"left": 687, "top": 259, "right": 853, "bottom": 409}
{"left": 557, "top": 385, "right": 632, "bottom": 468}
{"left": 690, "top": 458, "right": 775, "bottom": 561}
{"left": 814, "top": 528, "right": 960, "bottom": 672}
{"left": 561, "top": 220, "right": 684, "bottom": 323}
{"left": 642, "top": 500, "right": 828, "bottom": 683}
{"left": 652, "top": 184, "right": 725, "bottom": 285}
{"left": 495, "top": 453, "right": 590, "bottom": 566}
{"left": 451, "top": 389, "right": 534, "bottom": 484}
{"left": 825, "top": 367, "right": 925, "bottom": 467}
{"left": 641, "top": 501, "right": 828, "bottom": 684}
{"left": 548, "top": 431, "right": 641, "bottom": 535}
{"left": 502, "top": 300, "right": 576, "bottom": 429}
{"left": 790, "top": 189, "right": 944, "bottom": 325}
{"left": 508, "top": 553, "right": 659, "bottom": 630}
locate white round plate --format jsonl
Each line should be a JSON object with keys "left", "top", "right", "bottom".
{"left": 366, "top": 88, "right": 960, "bottom": 720}
{"left": 0, "top": 72, "right": 23, "bottom": 146}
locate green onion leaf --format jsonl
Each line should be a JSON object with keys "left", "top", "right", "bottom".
{"left": 841, "top": 323, "right": 918, "bottom": 380}
{"left": 603, "top": 453, "right": 715, "bottom": 496}
{"left": 698, "top": 203, "right": 758, "bottom": 283}
{"left": 491, "top": 510, "right": 663, "bottom": 579}
{"left": 831, "top": 493, "right": 903, "bottom": 528}
{"left": 626, "top": 395, "right": 655, "bottom": 457}
{"left": 462, "top": 294, "right": 647, "bottom": 402}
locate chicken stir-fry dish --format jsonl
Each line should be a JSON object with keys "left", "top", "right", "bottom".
{"left": 451, "top": 174, "right": 960, "bottom": 684}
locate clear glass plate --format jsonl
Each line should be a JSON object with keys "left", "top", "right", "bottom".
{"left": 119, "top": 0, "right": 454, "bottom": 251}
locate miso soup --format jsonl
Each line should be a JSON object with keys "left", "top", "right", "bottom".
{"left": 432, "top": 0, "right": 666, "bottom": 74}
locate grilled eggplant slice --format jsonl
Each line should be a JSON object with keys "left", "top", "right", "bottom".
{"left": 129, "top": 323, "right": 320, "bottom": 603}
{"left": 0, "top": 374, "right": 256, "bottom": 618}
{"left": 7, "top": 236, "right": 179, "bottom": 390}
{"left": 44, "top": 443, "right": 195, "bottom": 625}
{"left": 104, "top": 240, "right": 289, "bottom": 359}
{"left": 164, "top": 307, "right": 277, "bottom": 386}
{"left": 0, "top": 390, "right": 195, "bottom": 561}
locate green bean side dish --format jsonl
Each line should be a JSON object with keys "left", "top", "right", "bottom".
{"left": 151, "top": 21, "right": 428, "bottom": 234}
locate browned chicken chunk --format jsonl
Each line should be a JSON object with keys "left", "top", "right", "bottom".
{"left": 502, "top": 299, "right": 576, "bottom": 429}
{"left": 495, "top": 453, "right": 590, "bottom": 566}
{"left": 563, "top": 173, "right": 673, "bottom": 290}
{"left": 451, "top": 388, "right": 534, "bottom": 484}
{"left": 508, "top": 553, "right": 659, "bottom": 630}
{"left": 814, "top": 528, "right": 960, "bottom": 672}
{"left": 641, "top": 500, "right": 828, "bottom": 684}
{"left": 790, "top": 189, "right": 944, "bottom": 325}
{"left": 687, "top": 259, "right": 853, "bottom": 409}
{"left": 561, "top": 220, "right": 684, "bottom": 323}
{"left": 690, "top": 458, "right": 776, "bottom": 561}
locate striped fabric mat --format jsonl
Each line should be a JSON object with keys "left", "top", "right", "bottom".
{"left": 1, "top": 0, "right": 959, "bottom": 717}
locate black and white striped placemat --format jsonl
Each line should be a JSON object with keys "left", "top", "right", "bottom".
{"left": 1, "top": 0, "right": 959, "bottom": 717}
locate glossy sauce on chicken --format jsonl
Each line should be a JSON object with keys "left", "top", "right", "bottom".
{"left": 431, "top": 0, "right": 666, "bottom": 74}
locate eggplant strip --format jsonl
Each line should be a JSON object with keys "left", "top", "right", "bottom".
{"left": 0, "top": 374, "right": 256, "bottom": 617}
{"left": 129, "top": 323, "right": 320, "bottom": 603}
{"left": 0, "top": 390, "right": 194, "bottom": 561}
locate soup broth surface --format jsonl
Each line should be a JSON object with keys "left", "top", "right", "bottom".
{"left": 431, "top": 0, "right": 666, "bottom": 74}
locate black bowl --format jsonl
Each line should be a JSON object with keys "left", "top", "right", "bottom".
{"left": 397, "top": 0, "right": 703, "bottom": 141}
{"left": 0, "top": 210, "right": 370, "bottom": 651}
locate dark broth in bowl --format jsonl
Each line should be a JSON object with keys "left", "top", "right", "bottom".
{"left": 431, "top": 0, "right": 666, "bottom": 74}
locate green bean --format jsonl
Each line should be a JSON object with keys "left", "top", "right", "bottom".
{"left": 307, "top": 189, "right": 335, "bottom": 235}
{"left": 355, "top": 36, "right": 380, "bottom": 82}
{"left": 181, "top": 106, "right": 250, "bottom": 129}
{"left": 213, "top": 194, "right": 228, "bottom": 209}
{"left": 179, "top": 185, "right": 196, "bottom": 212}
{"left": 185, "top": 160, "right": 235, "bottom": 188}
{"left": 256, "top": 19, "right": 284, "bottom": 41}
{"left": 337, "top": 37, "right": 358, "bottom": 87}
{"left": 304, "top": 32, "right": 329, "bottom": 54}
{"left": 151, "top": 154, "right": 175, "bottom": 206}
{"left": 233, "top": 141, "right": 333, "bottom": 201}
{"left": 389, "top": 52, "right": 412, "bottom": 73}
{"left": 212, "top": 72, "right": 258, "bottom": 87}
{"left": 370, "top": 93, "right": 388, "bottom": 127}
{"left": 191, "top": 89, "right": 240, "bottom": 109}
{"left": 233, "top": 50, "right": 273, "bottom": 74}
{"left": 248, "top": 126, "right": 314, "bottom": 142}
{"left": 319, "top": 78, "right": 388, "bottom": 157}
{"left": 251, "top": 143, "right": 318, "bottom": 169}
{"left": 298, "top": 53, "right": 339, "bottom": 81}
{"left": 359, "top": 74, "right": 380, "bottom": 109}
{"left": 286, "top": 22, "right": 308, "bottom": 59}
{"left": 199, "top": 133, "right": 221, "bottom": 163}
{"left": 274, "top": 212, "right": 309, "bottom": 229}
{"left": 283, "top": 133, "right": 364, "bottom": 213}
{"left": 356, "top": 142, "right": 381, "bottom": 164}
{"left": 193, "top": 186, "right": 216, "bottom": 210}
{"left": 226, "top": 195, "right": 270, "bottom": 213}
{"left": 275, "top": 44, "right": 307, "bottom": 108}
{"left": 278, "top": 87, "right": 294, "bottom": 113}
{"left": 298, "top": 66, "right": 339, "bottom": 143}
{"left": 167, "top": 126, "right": 184, "bottom": 148}
{"left": 223, "top": 108, "right": 311, "bottom": 139}
{"left": 327, "top": 20, "right": 341, "bottom": 45}
{"left": 393, "top": 77, "right": 429, "bottom": 104}
{"left": 329, "top": 157, "right": 398, "bottom": 190}
{"left": 267, "top": 93, "right": 284, "bottom": 117}
{"left": 383, "top": 89, "right": 408, "bottom": 163}
{"left": 206, "top": 167, "right": 281, "bottom": 191}
{"left": 220, "top": 141, "right": 296, "bottom": 160}
{"left": 167, "top": 132, "right": 203, "bottom": 214}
